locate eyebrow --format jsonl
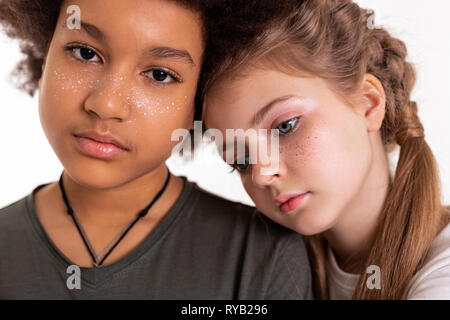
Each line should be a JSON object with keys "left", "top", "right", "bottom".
{"left": 250, "top": 95, "right": 299, "bottom": 126}
{"left": 144, "top": 47, "right": 195, "bottom": 66}
{"left": 64, "top": 20, "right": 195, "bottom": 66}
{"left": 62, "top": 20, "right": 107, "bottom": 42}
{"left": 204, "top": 95, "right": 302, "bottom": 146}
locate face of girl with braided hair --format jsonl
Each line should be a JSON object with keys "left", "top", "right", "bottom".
{"left": 204, "top": 68, "right": 390, "bottom": 236}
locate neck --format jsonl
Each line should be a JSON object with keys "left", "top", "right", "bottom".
{"left": 324, "top": 137, "right": 392, "bottom": 274}
{"left": 60, "top": 164, "right": 179, "bottom": 227}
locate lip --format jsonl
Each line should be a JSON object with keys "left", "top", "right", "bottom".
{"left": 73, "top": 130, "right": 128, "bottom": 160}
{"left": 74, "top": 130, "right": 128, "bottom": 149}
{"left": 275, "top": 192, "right": 310, "bottom": 213}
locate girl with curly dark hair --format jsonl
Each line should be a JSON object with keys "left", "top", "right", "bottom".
{"left": 0, "top": 0, "right": 312, "bottom": 299}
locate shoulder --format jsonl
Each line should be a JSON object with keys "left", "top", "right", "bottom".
{"left": 0, "top": 193, "right": 34, "bottom": 250}
{"left": 189, "top": 181, "right": 305, "bottom": 246}
{"left": 190, "top": 181, "right": 259, "bottom": 218}
{"left": 405, "top": 221, "right": 450, "bottom": 299}
{"left": 0, "top": 194, "right": 29, "bottom": 229}
{"left": 186, "top": 182, "right": 312, "bottom": 299}
{"left": 0, "top": 183, "right": 50, "bottom": 235}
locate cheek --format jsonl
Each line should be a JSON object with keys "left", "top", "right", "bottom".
{"left": 124, "top": 89, "right": 190, "bottom": 132}
{"left": 278, "top": 117, "right": 328, "bottom": 182}
{"left": 39, "top": 63, "right": 98, "bottom": 117}
{"left": 125, "top": 89, "right": 194, "bottom": 155}
{"left": 38, "top": 67, "right": 90, "bottom": 145}
{"left": 282, "top": 113, "right": 371, "bottom": 196}
{"left": 43, "top": 61, "right": 102, "bottom": 104}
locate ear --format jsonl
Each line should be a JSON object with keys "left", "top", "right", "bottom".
{"left": 357, "top": 73, "right": 386, "bottom": 132}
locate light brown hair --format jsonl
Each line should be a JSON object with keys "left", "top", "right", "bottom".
{"left": 200, "top": 0, "right": 450, "bottom": 299}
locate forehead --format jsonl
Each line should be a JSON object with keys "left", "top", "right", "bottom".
{"left": 58, "top": 0, "right": 203, "bottom": 62}
{"left": 204, "top": 68, "right": 341, "bottom": 130}
{"left": 205, "top": 70, "right": 299, "bottom": 122}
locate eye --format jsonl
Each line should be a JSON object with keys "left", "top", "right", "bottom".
{"left": 145, "top": 69, "right": 179, "bottom": 84}
{"left": 276, "top": 117, "right": 300, "bottom": 135}
{"left": 70, "top": 46, "right": 100, "bottom": 62}
{"left": 230, "top": 155, "right": 251, "bottom": 173}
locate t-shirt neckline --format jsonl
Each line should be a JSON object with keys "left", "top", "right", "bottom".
{"left": 24, "top": 175, "right": 195, "bottom": 286}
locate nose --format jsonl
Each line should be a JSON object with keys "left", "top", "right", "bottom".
{"left": 251, "top": 156, "right": 286, "bottom": 188}
{"left": 83, "top": 74, "right": 131, "bottom": 121}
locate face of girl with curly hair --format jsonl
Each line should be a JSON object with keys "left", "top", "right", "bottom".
{"left": 204, "top": 68, "right": 390, "bottom": 237}
{"left": 38, "top": 0, "right": 203, "bottom": 188}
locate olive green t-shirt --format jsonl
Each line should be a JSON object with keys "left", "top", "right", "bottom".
{"left": 0, "top": 178, "right": 312, "bottom": 299}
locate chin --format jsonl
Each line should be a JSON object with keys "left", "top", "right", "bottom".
{"left": 63, "top": 164, "right": 126, "bottom": 189}
{"left": 286, "top": 207, "right": 337, "bottom": 236}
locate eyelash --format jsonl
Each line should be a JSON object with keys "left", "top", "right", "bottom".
{"left": 229, "top": 155, "right": 251, "bottom": 174}
{"left": 276, "top": 117, "right": 300, "bottom": 137}
{"left": 64, "top": 44, "right": 182, "bottom": 84}
{"left": 228, "top": 117, "right": 300, "bottom": 174}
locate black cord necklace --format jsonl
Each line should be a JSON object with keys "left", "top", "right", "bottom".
{"left": 58, "top": 169, "right": 171, "bottom": 268}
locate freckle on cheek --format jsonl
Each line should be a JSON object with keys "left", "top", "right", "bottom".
{"left": 280, "top": 135, "right": 316, "bottom": 162}
{"left": 50, "top": 69, "right": 188, "bottom": 120}
{"left": 52, "top": 69, "right": 99, "bottom": 95}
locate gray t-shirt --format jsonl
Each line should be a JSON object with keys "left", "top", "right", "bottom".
{"left": 0, "top": 177, "right": 312, "bottom": 299}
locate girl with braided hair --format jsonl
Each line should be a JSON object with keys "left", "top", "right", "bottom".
{"left": 202, "top": 0, "right": 450, "bottom": 299}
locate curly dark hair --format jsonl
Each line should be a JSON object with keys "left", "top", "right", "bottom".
{"left": 0, "top": 0, "right": 205, "bottom": 96}
{"left": 0, "top": 0, "right": 61, "bottom": 95}
{"left": 198, "top": 0, "right": 299, "bottom": 101}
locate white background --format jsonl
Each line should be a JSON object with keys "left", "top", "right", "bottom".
{"left": 1, "top": 0, "right": 449, "bottom": 208}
